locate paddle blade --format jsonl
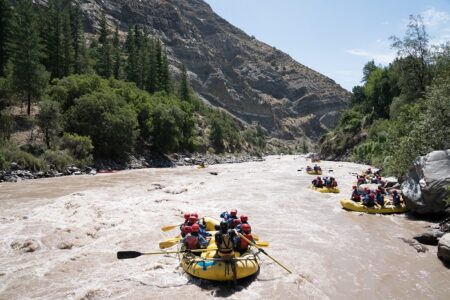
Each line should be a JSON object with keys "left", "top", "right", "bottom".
{"left": 256, "top": 241, "right": 269, "bottom": 247}
{"left": 161, "top": 224, "right": 179, "bottom": 232}
{"left": 159, "top": 238, "right": 180, "bottom": 249}
{"left": 117, "top": 251, "right": 142, "bottom": 259}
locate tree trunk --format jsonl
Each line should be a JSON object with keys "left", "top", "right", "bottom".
{"left": 27, "top": 91, "right": 31, "bottom": 116}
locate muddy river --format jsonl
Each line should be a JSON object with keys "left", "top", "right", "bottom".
{"left": 0, "top": 156, "right": 449, "bottom": 299}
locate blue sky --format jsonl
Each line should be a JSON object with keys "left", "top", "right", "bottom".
{"left": 204, "top": 0, "right": 450, "bottom": 91}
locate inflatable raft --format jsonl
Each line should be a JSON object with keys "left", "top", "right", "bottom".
{"left": 310, "top": 185, "right": 340, "bottom": 193}
{"left": 179, "top": 237, "right": 259, "bottom": 281}
{"left": 171, "top": 216, "right": 260, "bottom": 281}
{"left": 340, "top": 199, "right": 408, "bottom": 214}
{"left": 307, "top": 170, "right": 322, "bottom": 175}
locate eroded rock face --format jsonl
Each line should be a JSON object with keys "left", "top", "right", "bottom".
{"left": 401, "top": 150, "right": 450, "bottom": 215}
{"left": 52, "top": 0, "right": 351, "bottom": 140}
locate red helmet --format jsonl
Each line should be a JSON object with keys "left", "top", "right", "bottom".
{"left": 188, "top": 216, "right": 198, "bottom": 224}
{"left": 364, "top": 187, "right": 369, "bottom": 191}
{"left": 242, "top": 224, "right": 251, "bottom": 233}
{"left": 240, "top": 214, "right": 248, "bottom": 222}
{"left": 376, "top": 189, "right": 381, "bottom": 193}
{"left": 352, "top": 185, "right": 357, "bottom": 189}
{"left": 230, "top": 209, "right": 238, "bottom": 216}
{"left": 191, "top": 223, "right": 200, "bottom": 232}
{"left": 191, "top": 212, "right": 199, "bottom": 218}
{"left": 232, "top": 219, "right": 241, "bottom": 228}
{"left": 184, "top": 212, "right": 190, "bottom": 220}
{"left": 392, "top": 189, "right": 398, "bottom": 194}
{"left": 182, "top": 225, "right": 192, "bottom": 234}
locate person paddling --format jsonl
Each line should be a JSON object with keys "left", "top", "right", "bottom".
{"left": 351, "top": 185, "right": 361, "bottom": 202}
{"left": 182, "top": 224, "right": 208, "bottom": 256}
{"left": 233, "top": 224, "right": 255, "bottom": 255}
{"left": 375, "top": 189, "right": 385, "bottom": 207}
{"left": 392, "top": 190, "right": 401, "bottom": 206}
{"left": 236, "top": 215, "right": 249, "bottom": 233}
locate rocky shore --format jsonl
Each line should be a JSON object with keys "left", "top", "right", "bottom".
{"left": 0, "top": 152, "right": 264, "bottom": 183}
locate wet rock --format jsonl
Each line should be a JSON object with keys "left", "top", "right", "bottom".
{"left": 401, "top": 150, "right": 450, "bottom": 215}
{"left": 10, "top": 162, "right": 19, "bottom": 170}
{"left": 400, "top": 238, "right": 428, "bottom": 253}
{"left": 68, "top": 166, "right": 80, "bottom": 173}
{"left": 383, "top": 177, "right": 398, "bottom": 188}
{"left": 437, "top": 233, "right": 450, "bottom": 264}
{"left": 11, "top": 239, "right": 41, "bottom": 253}
{"left": 414, "top": 229, "right": 445, "bottom": 245}
{"left": 209, "top": 172, "right": 219, "bottom": 176}
{"left": 57, "top": 242, "right": 73, "bottom": 250}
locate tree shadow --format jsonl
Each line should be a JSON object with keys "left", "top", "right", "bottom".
{"left": 186, "top": 269, "right": 260, "bottom": 297}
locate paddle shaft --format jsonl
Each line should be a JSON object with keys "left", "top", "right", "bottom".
{"left": 239, "top": 233, "right": 292, "bottom": 274}
{"left": 117, "top": 248, "right": 208, "bottom": 259}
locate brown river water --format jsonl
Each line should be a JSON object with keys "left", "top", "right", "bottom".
{"left": 0, "top": 156, "right": 449, "bottom": 299}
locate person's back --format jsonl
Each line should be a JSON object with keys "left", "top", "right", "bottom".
{"left": 363, "top": 193, "right": 375, "bottom": 207}
{"left": 215, "top": 221, "right": 236, "bottom": 259}
{"left": 351, "top": 186, "right": 361, "bottom": 201}
{"left": 183, "top": 224, "right": 208, "bottom": 255}
{"left": 376, "top": 190, "right": 384, "bottom": 206}
{"left": 392, "top": 190, "right": 401, "bottom": 206}
{"left": 317, "top": 179, "right": 324, "bottom": 188}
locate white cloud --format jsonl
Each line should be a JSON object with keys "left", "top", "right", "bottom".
{"left": 421, "top": 8, "right": 450, "bottom": 27}
{"left": 345, "top": 49, "right": 396, "bottom": 65}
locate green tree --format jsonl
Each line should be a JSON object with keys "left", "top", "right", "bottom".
{"left": 37, "top": 99, "right": 62, "bottom": 148}
{"left": 125, "top": 26, "right": 138, "bottom": 83}
{"left": 362, "top": 60, "right": 377, "bottom": 83}
{"left": 390, "top": 15, "right": 431, "bottom": 101}
{"left": 61, "top": 9, "right": 74, "bottom": 77}
{"left": 9, "top": 0, "right": 50, "bottom": 115}
{"left": 179, "top": 64, "right": 190, "bottom": 102}
{"left": 112, "top": 24, "right": 121, "bottom": 79}
{"left": 95, "top": 12, "right": 112, "bottom": 78}
{"left": 70, "top": 4, "right": 87, "bottom": 74}
{"left": 44, "top": 0, "right": 63, "bottom": 78}
{"left": 0, "top": 0, "right": 12, "bottom": 77}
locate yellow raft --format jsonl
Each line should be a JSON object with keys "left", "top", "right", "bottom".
{"left": 307, "top": 170, "right": 322, "bottom": 175}
{"left": 179, "top": 238, "right": 259, "bottom": 281}
{"left": 340, "top": 199, "right": 408, "bottom": 214}
{"left": 175, "top": 216, "right": 260, "bottom": 281}
{"left": 310, "top": 185, "right": 340, "bottom": 193}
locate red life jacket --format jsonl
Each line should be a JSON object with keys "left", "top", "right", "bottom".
{"left": 239, "top": 233, "right": 253, "bottom": 250}
{"left": 184, "top": 234, "right": 199, "bottom": 249}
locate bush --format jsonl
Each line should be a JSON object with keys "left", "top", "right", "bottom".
{"left": 60, "top": 133, "right": 93, "bottom": 167}
{"left": 0, "top": 111, "right": 13, "bottom": 141}
{"left": 3, "top": 145, "right": 45, "bottom": 171}
{"left": 66, "top": 90, "right": 138, "bottom": 160}
{"left": 42, "top": 150, "right": 74, "bottom": 171}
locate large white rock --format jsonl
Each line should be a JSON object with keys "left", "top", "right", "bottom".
{"left": 437, "top": 233, "right": 450, "bottom": 264}
{"left": 401, "top": 150, "right": 450, "bottom": 215}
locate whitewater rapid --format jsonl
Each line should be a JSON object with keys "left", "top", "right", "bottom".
{"left": 0, "top": 156, "right": 449, "bottom": 299}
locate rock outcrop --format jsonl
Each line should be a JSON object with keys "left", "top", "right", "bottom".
{"left": 65, "top": 0, "right": 351, "bottom": 140}
{"left": 438, "top": 233, "right": 450, "bottom": 264}
{"left": 401, "top": 150, "right": 450, "bottom": 215}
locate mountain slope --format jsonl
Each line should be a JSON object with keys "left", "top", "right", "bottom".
{"left": 80, "top": 0, "right": 351, "bottom": 140}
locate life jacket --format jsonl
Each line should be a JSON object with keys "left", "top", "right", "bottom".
{"left": 351, "top": 190, "right": 361, "bottom": 201}
{"left": 216, "top": 232, "right": 234, "bottom": 257}
{"left": 393, "top": 194, "right": 401, "bottom": 206}
{"left": 239, "top": 233, "right": 253, "bottom": 251}
{"left": 184, "top": 234, "right": 199, "bottom": 250}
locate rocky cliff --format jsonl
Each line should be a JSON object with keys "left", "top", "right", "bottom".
{"left": 78, "top": 0, "right": 351, "bottom": 140}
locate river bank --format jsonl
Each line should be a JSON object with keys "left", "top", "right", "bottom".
{"left": 1, "top": 156, "right": 449, "bottom": 299}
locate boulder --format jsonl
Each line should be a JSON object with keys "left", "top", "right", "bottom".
{"left": 437, "top": 233, "right": 450, "bottom": 264}
{"left": 401, "top": 150, "right": 450, "bottom": 215}
{"left": 414, "top": 229, "right": 446, "bottom": 245}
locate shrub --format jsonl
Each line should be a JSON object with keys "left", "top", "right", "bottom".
{"left": 42, "top": 150, "right": 74, "bottom": 171}
{"left": 60, "top": 133, "right": 93, "bottom": 167}
{"left": 3, "top": 145, "right": 45, "bottom": 171}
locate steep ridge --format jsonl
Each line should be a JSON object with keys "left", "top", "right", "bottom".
{"left": 78, "top": 0, "right": 351, "bottom": 140}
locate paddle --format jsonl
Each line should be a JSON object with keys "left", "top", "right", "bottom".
{"left": 159, "top": 236, "right": 268, "bottom": 249}
{"left": 117, "top": 249, "right": 208, "bottom": 259}
{"left": 161, "top": 224, "right": 181, "bottom": 232}
{"left": 239, "top": 233, "right": 292, "bottom": 274}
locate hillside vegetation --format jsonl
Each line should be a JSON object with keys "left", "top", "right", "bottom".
{"left": 0, "top": 0, "right": 265, "bottom": 171}
{"left": 320, "top": 15, "right": 450, "bottom": 178}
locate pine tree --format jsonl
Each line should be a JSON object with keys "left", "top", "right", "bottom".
{"left": 125, "top": 26, "right": 137, "bottom": 82}
{"left": 133, "top": 25, "right": 144, "bottom": 88}
{"left": 0, "top": 0, "right": 12, "bottom": 77}
{"left": 112, "top": 24, "right": 121, "bottom": 79}
{"left": 61, "top": 9, "right": 74, "bottom": 77}
{"left": 145, "top": 38, "right": 156, "bottom": 93}
{"left": 179, "top": 64, "right": 190, "bottom": 102}
{"left": 95, "top": 12, "right": 112, "bottom": 78}
{"left": 161, "top": 51, "right": 170, "bottom": 93}
{"left": 70, "top": 4, "right": 87, "bottom": 74}
{"left": 45, "top": 0, "right": 63, "bottom": 78}
{"left": 154, "top": 40, "right": 163, "bottom": 91}
{"left": 9, "top": 0, "right": 49, "bottom": 115}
